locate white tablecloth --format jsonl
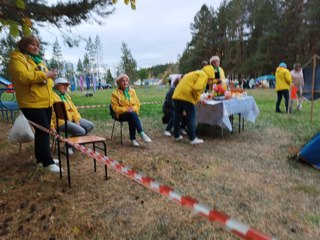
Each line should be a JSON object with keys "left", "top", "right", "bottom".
{"left": 196, "top": 96, "right": 260, "bottom": 131}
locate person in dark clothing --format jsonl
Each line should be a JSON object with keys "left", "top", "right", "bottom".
{"left": 162, "top": 77, "right": 187, "bottom": 136}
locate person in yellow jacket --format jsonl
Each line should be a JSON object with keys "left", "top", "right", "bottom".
{"left": 210, "top": 55, "right": 226, "bottom": 90}
{"left": 111, "top": 74, "right": 152, "bottom": 147}
{"left": 51, "top": 78, "right": 94, "bottom": 154}
{"left": 172, "top": 65, "right": 215, "bottom": 144}
{"left": 275, "top": 62, "right": 292, "bottom": 113}
{"left": 8, "top": 35, "right": 60, "bottom": 173}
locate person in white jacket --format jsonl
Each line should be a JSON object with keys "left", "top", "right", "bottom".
{"left": 290, "top": 63, "right": 304, "bottom": 111}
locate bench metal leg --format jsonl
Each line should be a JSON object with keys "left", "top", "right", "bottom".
{"left": 111, "top": 120, "right": 116, "bottom": 140}
{"left": 120, "top": 122, "right": 123, "bottom": 145}
{"left": 238, "top": 113, "right": 241, "bottom": 133}
{"left": 92, "top": 142, "right": 108, "bottom": 180}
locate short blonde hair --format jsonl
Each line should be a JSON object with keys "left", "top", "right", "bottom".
{"left": 210, "top": 56, "right": 220, "bottom": 64}
{"left": 115, "top": 74, "right": 129, "bottom": 86}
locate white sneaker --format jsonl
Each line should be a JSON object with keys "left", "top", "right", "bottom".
{"left": 297, "top": 104, "right": 302, "bottom": 111}
{"left": 190, "top": 137, "right": 204, "bottom": 145}
{"left": 44, "top": 164, "right": 63, "bottom": 173}
{"left": 180, "top": 129, "right": 187, "bottom": 135}
{"left": 37, "top": 159, "right": 59, "bottom": 167}
{"left": 53, "top": 159, "right": 59, "bottom": 165}
{"left": 175, "top": 135, "right": 183, "bottom": 141}
{"left": 141, "top": 133, "right": 152, "bottom": 143}
{"left": 131, "top": 139, "right": 140, "bottom": 147}
{"left": 68, "top": 148, "right": 74, "bottom": 155}
{"left": 164, "top": 131, "right": 171, "bottom": 136}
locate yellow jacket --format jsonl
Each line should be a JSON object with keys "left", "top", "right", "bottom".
{"left": 275, "top": 67, "right": 292, "bottom": 91}
{"left": 51, "top": 91, "right": 81, "bottom": 128}
{"left": 173, "top": 65, "right": 214, "bottom": 105}
{"left": 8, "top": 51, "right": 54, "bottom": 108}
{"left": 111, "top": 87, "right": 140, "bottom": 117}
{"left": 209, "top": 66, "right": 226, "bottom": 90}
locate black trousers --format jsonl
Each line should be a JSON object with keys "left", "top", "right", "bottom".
{"left": 21, "top": 107, "right": 54, "bottom": 167}
{"left": 276, "top": 89, "right": 289, "bottom": 112}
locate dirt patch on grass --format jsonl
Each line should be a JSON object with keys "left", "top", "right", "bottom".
{"left": 1, "top": 120, "right": 319, "bottom": 239}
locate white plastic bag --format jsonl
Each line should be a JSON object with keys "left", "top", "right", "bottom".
{"left": 8, "top": 112, "right": 34, "bottom": 143}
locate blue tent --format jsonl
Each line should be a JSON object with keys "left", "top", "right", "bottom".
{"left": 298, "top": 132, "right": 320, "bottom": 169}
{"left": 0, "top": 76, "right": 12, "bottom": 87}
{"left": 255, "top": 75, "right": 276, "bottom": 88}
{"left": 255, "top": 75, "right": 275, "bottom": 82}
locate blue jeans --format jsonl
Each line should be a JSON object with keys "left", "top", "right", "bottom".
{"left": 21, "top": 107, "right": 55, "bottom": 167}
{"left": 118, "top": 112, "right": 143, "bottom": 140}
{"left": 173, "top": 100, "right": 196, "bottom": 141}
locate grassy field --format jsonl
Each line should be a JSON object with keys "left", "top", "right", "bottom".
{"left": 1, "top": 86, "right": 320, "bottom": 239}
{"left": 72, "top": 86, "right": 320, "bottom": 144}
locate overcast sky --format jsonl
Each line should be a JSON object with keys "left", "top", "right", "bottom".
{"left": 42, "top": 0, "right": 222, "bottom": 72}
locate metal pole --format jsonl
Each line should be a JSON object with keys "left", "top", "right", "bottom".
{"left": 310, "top": 54, "right": 316, "bottom": 122}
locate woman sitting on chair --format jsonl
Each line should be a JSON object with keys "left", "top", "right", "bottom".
{"left": 52, "top": 78, "right": 94, "bottom": 154}
{"left": 111, "top": 74, "right": 152, "bottom": 147}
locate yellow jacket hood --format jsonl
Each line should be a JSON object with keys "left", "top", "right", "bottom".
{"left": 202, "top": 65, "right": 215, "bottom": 79}
{"left": 172, "top": 70, "right": 208, "bottom": 105}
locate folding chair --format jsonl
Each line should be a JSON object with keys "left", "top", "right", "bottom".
{"left": 0, "top": 88, "right": 19, "bottom": 123}
{"left": 53, "top": 102, "right": 107, "bottom": 188}
{"left": 109, "top": 104, "right": 125, "bottom": 145}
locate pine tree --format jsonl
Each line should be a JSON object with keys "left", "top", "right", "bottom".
{"left": 118, "top": 42, "right": 137, "bottom": 81}
{"left": 179, "top": 4, "right": 216, "bottom": 73}
{"left": 48, "top": 38, "right": 63, "bottom": 71}
{"left": 94, "top": 35, "right": 103, "bottom": 78}
{"left": 83, "top": 53, "right": 90, "bottom": 74}
{"left": 106, "top": 69, "right": 114, "bottom": 85}
{"left": 303, "top": 0, "right": 320, "bottom": 56}
{"left": 0, "top": 35, "right": 16, "bottom": 79}
{"left": 77, "top": 58, "right": 84, "bottom": 75}
{"left": 85, "top": 37, "right": 95, "bottom": 74}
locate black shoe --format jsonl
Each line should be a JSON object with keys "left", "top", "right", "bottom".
{"left": 276, "top": 110, "right": 282, "bottom": 113}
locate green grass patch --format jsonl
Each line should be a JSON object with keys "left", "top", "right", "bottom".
{"left": 306, "top": 215, "right": 320, "bottom": 227}
{"left": 293, "top": 184, "right": 319, "bottom": 195}
{"left": 70, "top": 87, "right": 320, "bottom": 147}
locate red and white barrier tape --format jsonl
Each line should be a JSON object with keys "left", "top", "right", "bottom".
{"left": 76, "top": 101, "right": 164, "bottom": 109}
{"left": 77, "top": 104, "right": 107, "bottom": 109}
{"left": 28, "top": 120, "right": 276, "bottom": 240}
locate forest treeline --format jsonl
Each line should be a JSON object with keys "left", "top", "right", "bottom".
{"left": 178, "top": 0, "right": 320, "bottom": 78}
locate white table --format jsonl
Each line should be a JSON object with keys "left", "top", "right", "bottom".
{"left": 196, "top": 96, "right": 260, "bottom": 132}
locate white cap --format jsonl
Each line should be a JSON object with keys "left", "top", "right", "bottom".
{"left": 54, "top": 77, "right": 69, "bottom": 86}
